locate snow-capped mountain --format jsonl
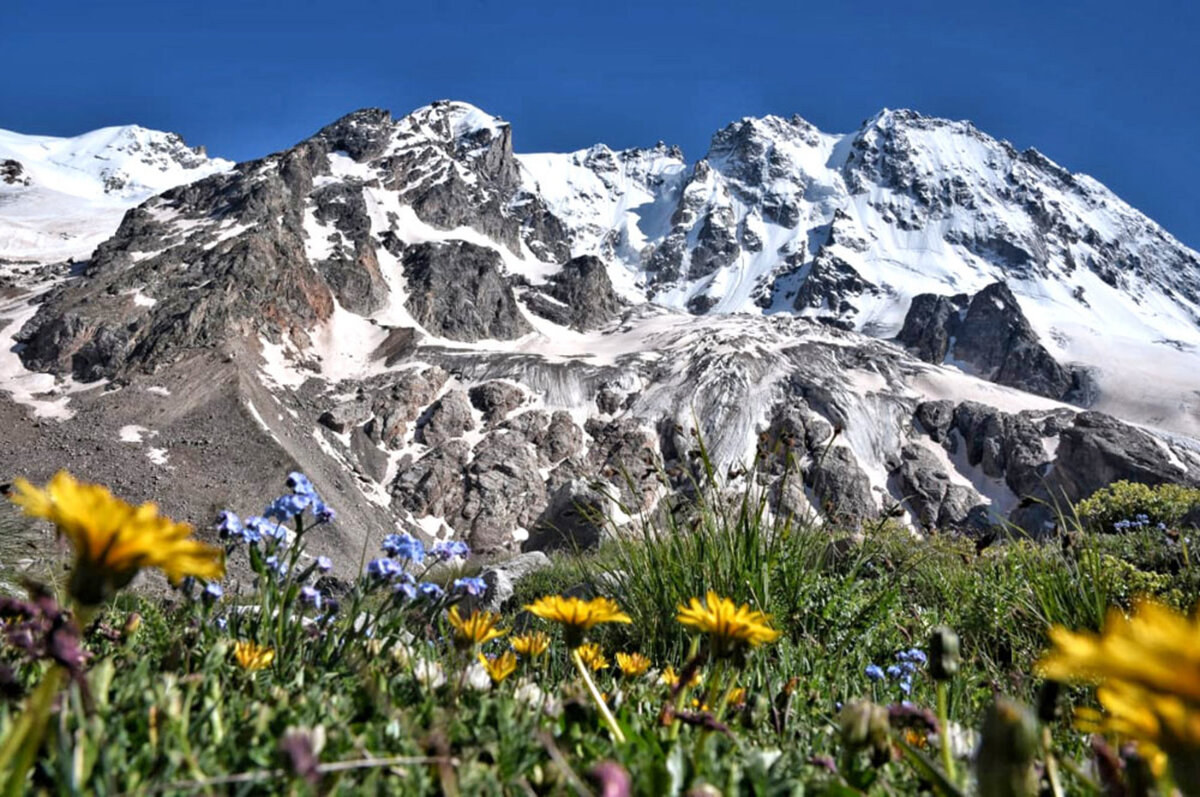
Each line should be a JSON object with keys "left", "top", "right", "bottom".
{"left": 2, "top": 101, "right": 1198, "bottom": 566}
{"left": 0, "top": 125, "right": 232, "bottom": 264}
{"left": 523, "top": 108, "right": 1200, "bottom": 429}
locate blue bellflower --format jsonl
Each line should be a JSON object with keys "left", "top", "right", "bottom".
{"left": 453, "top": 577, "right": 487, "bottom": 597}
{"left": 300, "top": 585, "right": 322, "bottom": 610}
{"left": 266, "top": 493, "right": 312, "bottom": 521}
{"left": 215, "top": 511, "right": 242, "bottom": 539}
{"left": 366, "top": 557, "right": 403, "bottom": 580}
{"left": 431, "top": 540, "right": 470, "bottom": 560}
{"left": 416, "top": 582, "right": 444, "bottom": 600}
{"left": 202, "top": 582, "right": 224, "bottom": 603}
{"left": 382, "top": 533, "right": 425, "bottom": 563}
{"left": 286, "top": 472, "right": 316, "bottom": 496}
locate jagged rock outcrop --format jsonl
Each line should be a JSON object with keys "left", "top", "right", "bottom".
{"left": 393, "top": 440, "right": 472, "bottom": 519}
{"left": 758, "top": 404, "right": 878, "bottom": 524}
{"left": 896, "top": 294, "right": 969, "bottom": 363}
{"left": 402, "top": 241, "right": 530, "bottom": 342}
{"left": 458, "top": 430, "right": 547, "bottom": 550}
{"left": 887, "top": 443, "right": 989, "bottom": 530}
{"left": 524, "top": 255, "right": 623, "bottom": 331}
{"left": 897, "top": 282, "right": 1089, "bottom": 401}
{"left": 318, "top": 398, "right": 373, "bottom": 434}
{"left": 417, "top": 389, "right": 475, "bottom": 446}
{"left": 791, "top": 250, "right": 880, "bottom": 329}
{"left": 365, "top": 366, "right": 449, "bottom": 446}
{"left": 1050, "top": 412, "right": 1200, "bottom": 501}
{"left": 1, "top": 159, "right": 27, "bottom": 186}
{"left": 468, "top": 381, "right": 525, "bottom": 425}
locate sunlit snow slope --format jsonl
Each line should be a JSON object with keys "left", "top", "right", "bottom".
{"left": 0, "top": 125, "right": 232, "bottom": 264}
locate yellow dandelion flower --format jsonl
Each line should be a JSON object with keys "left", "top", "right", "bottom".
{"left": 478, "top": 651, "right": 518, "bottom": 684}
{"left": 1037, "top": 597, "right": 1200, "bottom": 784}
{"left": 616, "top": 652, "right": 651, "bottom": 678}
{"left": 577, "top": 642, "right": 609, "bottom": 671}
{"left": 676, "top": 591, "right": 780, "bottom": 659}
{"left": 523, "top": 595, "right": 631, "bottom": 647}
{"left": 727, "top": 686, "right": 747, "bottom": 707}
{"left": 233, "top": 641, "right": 275, "bottom": 671}
{"left": 446, "top": 605, "right": 506, "bottom": 650}
{"left": 903, "top": 728, "right": 929, "bottom": 750}
{"left": 510, "top": 631, "right": 551, "bottom": 659}
{"left": 660, "top": 665, "right": 703, "bottom": 689}
{"left": 10, "top": 471, "right": 225, "bottom": 605}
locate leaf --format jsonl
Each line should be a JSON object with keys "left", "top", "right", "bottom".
{"left": 896, "top": 737, "right": 966, "bottom": 797}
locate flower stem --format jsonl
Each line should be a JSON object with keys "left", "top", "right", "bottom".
{"left": 571, "top": 648, "right": 625, "bottom": 743}
{"left": 1041, "top": 727, "right": 1064, "bottom": 797}
{"left": 936, "top": 681, "right": 957, "bottom": 786}
{"left": 703, "top": 658, "right": 728, "bottom": 715}
{"left": 0, "top": 665, "right": 65, "bottom": 796}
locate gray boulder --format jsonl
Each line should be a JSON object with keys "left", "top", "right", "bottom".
{"left": 468, "top": 380, "right": 525, "bottom": 425}
{"left": 417, "top": 389, "right": 475, "bottom": 446}
{"left": 367, "top": 366, "right": 448, "bottom": 446}
{"left": 1049, "top": 412, "right": 1200, "bottom": 501}
{"left": 459, "top": 431, "right": 546, "bottom": 552}
{"left": 524, "top": 478, "right": 616, "bottom": 552}
{"left": 469, "top": 551, "right": 553, "bottom": 613}
{"left": 392, "top": 439, "right": 472, "bottom": 518}
{"left": 318, "top": 398, "right": 373, "bottom": 434}
{"left": 808, "top": 446, "right": 878, "bottom": 523}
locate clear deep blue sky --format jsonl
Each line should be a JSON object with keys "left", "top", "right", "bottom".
{"left": 4, "top": 0, "right": 1198, "bottom": 247}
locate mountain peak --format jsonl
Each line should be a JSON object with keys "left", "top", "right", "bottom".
{"left": 403, "top": 100, "right": 508, "bottom": 139}
{"left": 0, "top": 123, "right": 231, "bottom": 263}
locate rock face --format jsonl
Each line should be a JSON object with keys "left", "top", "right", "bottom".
{"left": 523, "top": 479, "right": 616, "bottom": 552}
{"left": 458, "top": 431, "right": 547, "bottom": 550}
{"left": 1050, "top": 413, "right": 1200, "bottom": 502}
{"left": 524, "top": 255, "right": 623, "bottom": 331}
{"left": 896, "top": 293, "right": 968, "bottom": 363}
{"left": 365, "top": 367, "right": 449, "bottom": 446}
{"left": 417, "top": 390, "right": 475, "bottom": 446}
{"left": 758, "top": 404, "right": 879, "bottom": 525}
{"left": 468, "top": 381, "right": 525, "bottom": 425}
{"left": 887, "top": 443, "right": 988, "bottom": 530}
{"left": 402, "top": 241, "right": 531, "bottom": 342}
{"left": 897, "top": 282, "right": 1088, "bottom": 401}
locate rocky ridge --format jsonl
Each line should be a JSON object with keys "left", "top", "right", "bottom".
{"left": 2, "top": 101, "right": 1200, "bottom": 571}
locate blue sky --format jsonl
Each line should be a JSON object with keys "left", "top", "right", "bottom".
{"left": 4, "top": 0, "right": 1198, "bottom": 247}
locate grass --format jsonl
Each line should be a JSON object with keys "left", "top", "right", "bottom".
{"left": 2, "top": 467, "right": 1199, "bottom": 794}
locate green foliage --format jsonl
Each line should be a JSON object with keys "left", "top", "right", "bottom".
{"left": 1075, "top": 479, "right": 1200, "bottom": 533}
{"left": 5, "top": 468, "right": 1200, "bottom": 793}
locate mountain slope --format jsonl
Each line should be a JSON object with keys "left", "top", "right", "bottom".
{"left": 1, "top": 101, "right": 1198, "bottom": 563}
{"left": 0, "top": 125, "right": 232, "bottom": 265}
{"left": 519, "top": 108, "right": 1200, "bottom": 432}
